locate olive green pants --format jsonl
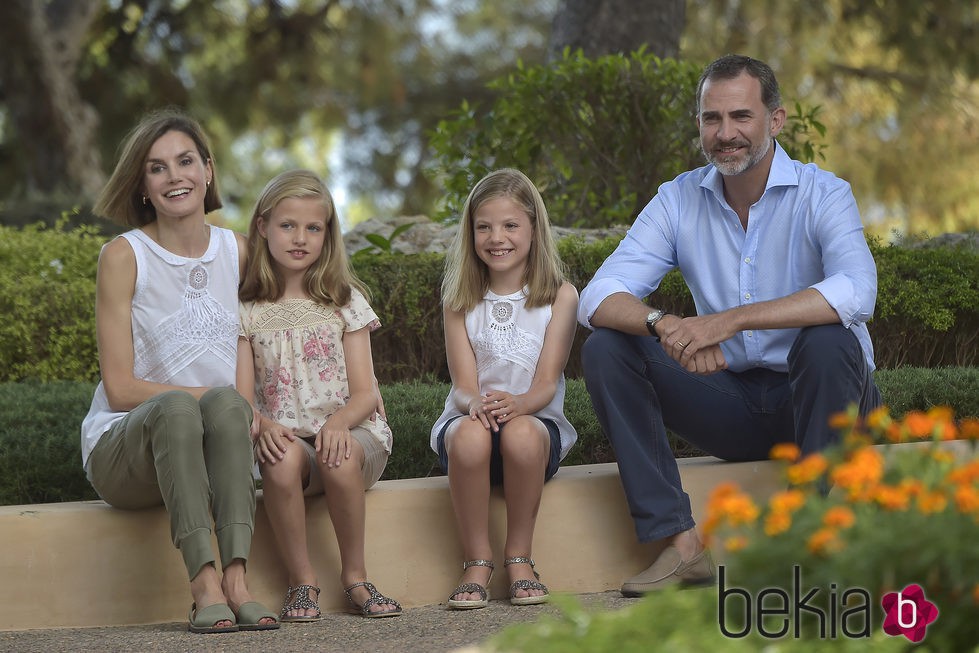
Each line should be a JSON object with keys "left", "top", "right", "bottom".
{"left": 88, "top": 387, "right": 256, "bottom": 580}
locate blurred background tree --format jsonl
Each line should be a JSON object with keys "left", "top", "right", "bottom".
{"left": 0, "top": 0, "right": 976, "bottom": 236}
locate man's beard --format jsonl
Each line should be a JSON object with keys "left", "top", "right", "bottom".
{"left": 703, "top": 137, "right": 771, "bottom": 177}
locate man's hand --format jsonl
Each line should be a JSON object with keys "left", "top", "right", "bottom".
{"left": 658, "top": 314, "right": 731, "bottom": 374}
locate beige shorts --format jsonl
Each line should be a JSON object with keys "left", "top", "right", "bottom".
{"left": 299, "top": 425, "right": 389, "bottom": 496}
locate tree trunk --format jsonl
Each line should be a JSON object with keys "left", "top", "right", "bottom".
{"left": 0, "top": 0, "right": 104, "bottom": 200}
{"left": 548, "top": 0, "right": 685, "bottom": 61}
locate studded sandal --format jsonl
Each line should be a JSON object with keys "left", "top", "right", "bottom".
{"left": 505, "top": 556, "right": 549, "bottom": 606}
{"left": 447, "top": 559, "right": 495, "bottom": 610}
{"left": 344, "top": 581, "right": 403, "bottom": 618}
{"left": 279, "top": 584, "right": 322, "bottom": 623}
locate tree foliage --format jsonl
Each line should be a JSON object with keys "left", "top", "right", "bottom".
{"left": 682, "top": 0, "right": 979, "bottom": 236}
{"left": 429, "top": 48, "right": 827, "bottom": 228}
{"left": 548, "top": 0, "right": 684, "bottom": 61}
{"left": 1, "top": 0, "right": 557, "bottom": 224}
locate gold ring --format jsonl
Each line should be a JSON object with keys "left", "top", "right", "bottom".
{"left": 677, "top": 341, "right": 687, "bottom": 349}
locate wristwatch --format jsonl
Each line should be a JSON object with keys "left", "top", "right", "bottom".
{"left": 645, "top": 309, "right": 666, "bottom": 339}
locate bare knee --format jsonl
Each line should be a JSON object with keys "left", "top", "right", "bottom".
{"left": 318, "top": 441, "right": 366, "bottom": 490}
{"left": 258, "top": 443, "right": 307, "bottom": 489}
{"left": 446, "top": 420, "right": 491, "bottom": 469}
{"left": 499, "top": 418, "right": 549, "bottom": 464}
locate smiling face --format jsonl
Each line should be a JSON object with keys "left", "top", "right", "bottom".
{"left": 258, "top": 196, "right": 329, "bottom": 288}
{"left": 142, "top": 130, "right": 212, "bottom": 220}
{"left": 472, "top": 195, "right": 534, "bottom": 291}
{"left": 697, "top": 72, "right": 785, "bottom": 177}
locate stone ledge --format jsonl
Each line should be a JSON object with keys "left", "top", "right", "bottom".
{"left": 0, "top": 458, "right": 783, "bottom": 631}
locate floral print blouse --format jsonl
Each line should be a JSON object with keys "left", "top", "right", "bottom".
{"left": 239, "top": 289, "right": 392, "bottom": 453}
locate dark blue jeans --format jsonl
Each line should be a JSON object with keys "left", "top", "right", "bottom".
{"left": 581, "top": 324, "right": 881, "bottom": 543}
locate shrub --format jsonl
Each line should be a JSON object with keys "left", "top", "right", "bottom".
{"left": 0, "top": 381, "right": 98, "bottom": 505}
{"left": 428, "top": 48, "right": 825, "bottom": 228}
{"left": 0, "top": 224, "right": 975, "bottom": 383}
{"left": 705, "top": 407, "right": 979, "bottom": 651}
{"left": 871, "top": 239, "right": 979, "bottom": 368}
{"left": 0, "top": 221, "right": 103, "bottom": 382}
{"left": 1, "top": 369, "right": 976, "bottom": 507}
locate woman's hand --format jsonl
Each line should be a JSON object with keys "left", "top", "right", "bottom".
{"left": 253, "top": 418, "right": 296, "bottom": 464}
{"left": 316, "top": 417, "right": 352, "bottom": 468}
{"left": 481, "top": 391, "right": 525, "bottom": 427}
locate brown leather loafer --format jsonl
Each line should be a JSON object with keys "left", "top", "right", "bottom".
{"left": 620, "top": 546, "right": 715, "bottom": 597}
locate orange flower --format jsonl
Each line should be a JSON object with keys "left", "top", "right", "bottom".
{"left": 883, "top": 422, "right": 905, "bottom": 443}
{"left": 899, "top": 478, "right": 924, "bottom": 497}
{"left": 830, "top": 446, "right": 884, "bottom": 497}
{"left": 787, "top": 453, "right": 829, "bottom": 485}
{"left": 947, "top": 461, "right": 979, "bottom": 485}
{"left": 924, "top": 406, "right": 957, "bottom": 440}
{"left": 718, "top": 494, "right": 760, "bottom": 526}
{"left": 770, "top": 442, "right": 801, "bottom": 462}
{"left": 926, "top": 405, "right": 955, "bottom": 423}
{"left": 807, "top": 527, "right": 842, "bottom": 556}
{"left": 764, "top": 510, "right": 792, "bottom": 536}
{"left": 709, "top": 482, "right": 740, "bottom": 501}
{"left": 938, "top": 421, "right": 959, "bottom": 441}
{"left": 960, "top": 418, "right": 979, "bottom": 440}
{"left": 873, "top": 484, "right": 910, "bottom": 511}
{"left": 954, "top": 485, "right": 979, "bottom": 514}
{"left": 829, "top": 411, "right": 855, "bottom": 432}
{"left": 904, "top": 411, "right": 935, "bottom": 439}
{"left": 769, "top": 489, "right": 806, "bottom": 513}
{"left": 724, "top": 535, "right": 749, "bottom": 552}
{"left": 704, "top": 483, "right": 759, "bottom": 534}
{"left": 865, "top": 405, "right": 891, "bottom": 431}
{"left": 822, "top": 506, "right": 856, "bottom": 529}
{"left": 916, "top": 490, "right": 948, "bottom": 514}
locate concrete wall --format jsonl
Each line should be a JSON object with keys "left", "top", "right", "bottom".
{"left": 0, "top": 459, "right": 783, "bottom": 630}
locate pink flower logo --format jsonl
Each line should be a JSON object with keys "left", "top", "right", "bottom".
{"left": 881, "top": 583, "right": 938, "bottom": 643}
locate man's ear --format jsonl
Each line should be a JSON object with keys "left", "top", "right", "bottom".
{"left": 770, "top": 106, "right": 787, "bottom": 137}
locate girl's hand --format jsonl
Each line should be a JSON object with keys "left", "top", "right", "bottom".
{"left": 481, "top": 391, "right": 524, "bottom": 426}
{"left": 254, "top": 419, "right": 296, "bottom": 465}
{"left": 466, "top": 396, "right": 498, "bottom": 432}
{"left": 316, "top": 418, "right": 352, "bottom": 468}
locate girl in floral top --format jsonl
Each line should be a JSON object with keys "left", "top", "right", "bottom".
{"left": 237, "top": 169, "right": 400, "bottom": 620}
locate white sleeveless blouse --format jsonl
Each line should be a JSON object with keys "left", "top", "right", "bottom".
{"left": 430, "top": 288, "right": 577, "bottom": 460}
{"left": 81, "top": 227, "right": 240, "bottom": 472}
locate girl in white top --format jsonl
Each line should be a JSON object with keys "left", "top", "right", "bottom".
{"left": 80, "top": 109, "right": 277, "bottom": 633}
{"left": 237, "top": 169, "right": 400, "bottom": 620}
{"left": 432, "top": 168, "right": 578, "bottom": 609}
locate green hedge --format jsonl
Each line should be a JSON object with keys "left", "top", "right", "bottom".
{"left": 2, "top": 223, "right": 976, "bottom": 385}
{"left": 1, "top": 368, "right": 976, "bottom": 506}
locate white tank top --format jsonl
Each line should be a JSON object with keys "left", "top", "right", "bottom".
{"left": 80, "top": 226, "right": 240, "bottom": 472}
{"left": 431, "top": 288, "right": 577, "bottom": 460}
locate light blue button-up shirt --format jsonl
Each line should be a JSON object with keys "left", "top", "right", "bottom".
{"left": 578, "top": 141, "right": 877, "bottom": 373}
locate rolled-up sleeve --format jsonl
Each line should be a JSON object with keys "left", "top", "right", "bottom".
{"left": 808, "top": 182, "right": 877, "bottom": 327}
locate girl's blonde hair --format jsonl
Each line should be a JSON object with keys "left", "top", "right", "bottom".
{"left": 239, "top": 169, "right": 368, "bottom": 306}
{"left": 442, "top": 168, "right": 564, "bottom": 313}
{"left": 93, "top": 108, "right": 222, "bottom": 227}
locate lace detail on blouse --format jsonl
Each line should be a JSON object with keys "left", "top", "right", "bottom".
{"left": 470, "top": 296, "right": 542, "bottom": 380}
{"left": 133, "top": 261, "right": 238, "bottom": 381}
